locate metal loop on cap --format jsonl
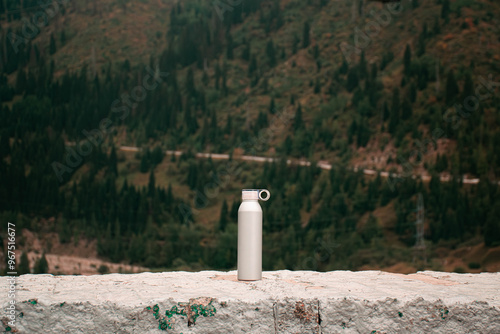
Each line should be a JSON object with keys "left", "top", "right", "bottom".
{"left": 258, "top": 189, "right": 270, "bottom": 201}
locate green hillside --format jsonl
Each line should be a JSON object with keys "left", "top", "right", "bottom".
{"left": 1, "top": 0, "right": 500, "bottom": 274}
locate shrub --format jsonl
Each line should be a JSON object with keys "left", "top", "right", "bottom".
{"left": 468, "top": 262, "right": 481, "bottom": 269}
{"left": 98, "top": 264, "right": 110, "bottom": 274}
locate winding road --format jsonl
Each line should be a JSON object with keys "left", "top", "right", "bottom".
{"left": 119, "top": 146, "right": 495, "bottom": 186}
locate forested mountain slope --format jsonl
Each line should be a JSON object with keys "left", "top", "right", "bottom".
{"left": 0, "top": 0, "right": 499, "bottom": 274}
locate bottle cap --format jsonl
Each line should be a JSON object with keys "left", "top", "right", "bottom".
{"left": 242, "top": 189, "right": 270, "bottom": 201}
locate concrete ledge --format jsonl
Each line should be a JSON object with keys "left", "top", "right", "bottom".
{"left": 1, "top": 270, "right": 500, "bottom": 333}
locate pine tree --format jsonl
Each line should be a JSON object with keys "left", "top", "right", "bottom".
{"left": 15, "top": 68, "right": 27, "bottom": 94}
{"left": 148, "top": 170, "right": 155, "bottom": 197}
{"left": 185, "top": 67, "right": 195, "bottom": 96}
{"left": 360, "top": 214, "right": 382, "bottom": 243}
{"left": 202, "top": 70, "right": 209, "bottom": 86}
{"left": 219, "top": 200, "right": 228, "bottom": 231}
{"left": 382, "top": 101, "right": 389, "bottom": 121}
{"left": 160, "top": 181, "right": 170, "bottom": 202}
{"left": 109, "top": 146, "right": 118, "bottom": 175}
{"left": 433, "top": 16, "right": 441, "bottom": 35}
{"left": 254, "top": 111, "right": 268, "bottom": 133}
{"left": 184, "top": 99, "right": 198, "bottom": 133}
{"left": 209, "top": 112, "right": 220, "bottom": 142}
{"left": 485, "top": 202, "right": 500, "bottom": 247}
{"left": 248, "top": 55, "right": 257, "bottom": 77}
{"left": 215, "top": 62, "right": 221, "bottom": 89}
{"left": 314, "top": 78, "right": 321, "bottom": 94}
{"left": 0, "top": 130, "right": 11, "bottom": 158}
{"left": 222, "top": 63, "right": 228, "bottom": 96}
{"left": 187, "top": 162, "right": 198, "bottom": 190}
{"left": 226, "top": 31, "right": 234, "bottom": 60}
{"left": 151, "top": 146, "right": 164, "bottom": 167}
{"left": 18, "top": 252, "right": 30, "bottom": 275}
{"left": 370, "top": 63, "right": 378, "bottom": 81}
{"left": 346, "top": 68, "right": 359, "bottom": 92}
{"left": 339, "top": 59, "right": 349, "bottom": 74}
{"left": 422, "top": 22, "right": 428, "bottom": 39}
{"left": 292, "top": 34, "right": 300, "bottom": 55}
{"left": 294, "top": 104, "right": 304, "bottom": 131}
{"left": 140, "top": 151, "right": 149, "bottom": 173}
{"left": 60, "top": 30, "right": 66, "bottom": 46}
{"left": 302, "top": 21, "right": 310, "bottom": 48}
{"left": 356, "top": 117, "right": 370, "bottom": 147}
{"left": 278, "top": 44, "right": 285, "bottom": 59}
{"left": 358, "top": 0, "right": 364, "bottom": 16}
{"left": 358, "top": 51, "right": 367, "bottom": 79}
{"left": 462, "top": 72, "right": 473, "bottom": 100}
{"left": 225, "top": 115, "right": 232, "bottom": 134}
{"left": 445, "top": 70, "right": 459, "bottom": 104}
{"left": 266, "top": 40, "right": 276, "bottom": 67}
{"left": 409, "top": 81, "right": 417, "bottom": 103}
{"left": 313, "top": 44, "right": 319, "bottom": 59}
{"left": 230, "top": 200, "right": 240, "bottom": 222}
{"left": 49, "top": 33, "right": 56, "bottom": 55}
{"left": 389, "top": 87, "right": 400, "bottom": 133}
{"left": 403, "top": 44, "right": 412, "bottom": 76}
{"left": 417, "top": 29, "right": 426, "bottom": 57}
{"left": 401, "top": 98, "right": 412, "bottom": 120}
{"left": 34, "top": 253, "right": 49, "bottom": 274}
{"left": 441, "top": 0, "right": 450, "bottom": 20}
{"left": 241, "top": 39, "right": 250, "bottom": 61}
{"left": 269, "top": 97, "right": 276, "bottom": 114}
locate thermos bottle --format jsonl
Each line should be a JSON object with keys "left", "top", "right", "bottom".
{"left": 237, "top": 189, "right": 270, "bottom": 281}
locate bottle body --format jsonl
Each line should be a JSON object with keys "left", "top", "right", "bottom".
{"left": 237, "top": 200, "right": 262, "bottom": 281}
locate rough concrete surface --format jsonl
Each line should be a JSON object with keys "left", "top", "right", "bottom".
{"left": 1, "top": 270, "right": 499, "bottom": 333}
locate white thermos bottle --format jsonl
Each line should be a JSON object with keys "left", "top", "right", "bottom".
{"left": 237, "top": 189, "right": 270, "bottom": 281}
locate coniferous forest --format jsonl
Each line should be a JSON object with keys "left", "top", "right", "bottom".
{"left": 0, "top": 0, "right": 500, "bottom": 274}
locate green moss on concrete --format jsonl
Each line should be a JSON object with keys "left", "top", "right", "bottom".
{"left": 148, "top": 299, "right": 217, "bottom": 331}
{"left": 439, "top": 307, "right": 449, "bottom": 319}
{"left": 23, "top": 299, "right": 38, "bottom": 305}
